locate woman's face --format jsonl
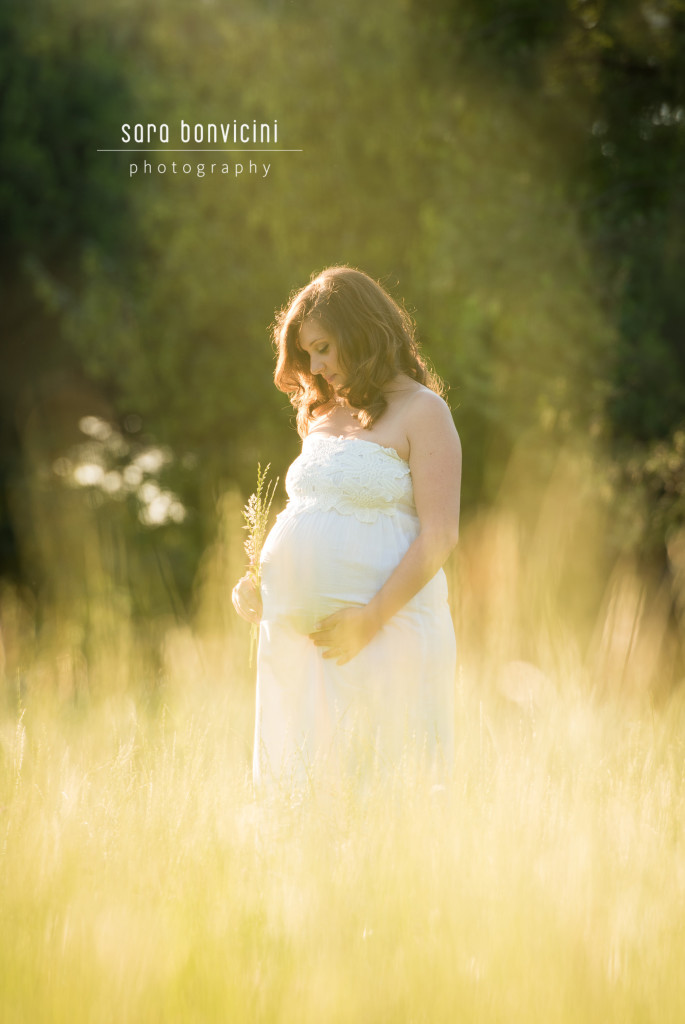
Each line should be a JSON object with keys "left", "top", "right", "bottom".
{"left": 298, "top": 319, "right": 345, "bottom": 389}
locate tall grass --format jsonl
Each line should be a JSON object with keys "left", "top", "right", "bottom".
{"left": 1, "top": 451, "right": 684, "bottom": 1023}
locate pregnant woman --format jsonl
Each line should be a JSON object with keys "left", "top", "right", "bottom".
{"left": 232, "top": 266, "right": 462, "bottom": 787}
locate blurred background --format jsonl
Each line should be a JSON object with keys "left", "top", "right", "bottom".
{"left": 1, "top": 0, "right": 685, "bottom": 698}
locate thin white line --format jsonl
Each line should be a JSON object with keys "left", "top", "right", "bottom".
{"left": 97, "top": 148, "right": 303, "bottom": 152}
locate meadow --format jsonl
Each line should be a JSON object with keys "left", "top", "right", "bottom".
{"left": 1, "top": 457, "right": 684, "bottom": 1023}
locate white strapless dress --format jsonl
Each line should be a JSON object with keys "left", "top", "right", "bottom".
{"left": 255, "top": 433, "right": 456, "bottom": 785}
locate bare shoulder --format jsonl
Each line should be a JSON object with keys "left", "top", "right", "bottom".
{"left": 404, "top": 386, "right": 462, "bottom": 530}
{"left": 404, "top": 387, "right": 461, "bottom": 452}
{"left": 405, "top": 385, "right": 453, "bottom": 419}
{"left": 305, "top": 400, "right": 336, "bottom": 431}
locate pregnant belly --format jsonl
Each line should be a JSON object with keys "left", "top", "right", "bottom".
{"left": 259, "top": 506, "right": 419, "bottom": 634}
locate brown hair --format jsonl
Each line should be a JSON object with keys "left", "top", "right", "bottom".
{"left": 273, "top": 266, "right": 445, "bottom": 436}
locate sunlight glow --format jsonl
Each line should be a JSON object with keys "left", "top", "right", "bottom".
{"left": 133, "top": 447, "right": 173, "bottom": 474}
{"left": 73, "top": 463, "right": 105, "bottom": 487}
{"left": 78, "top": 416, "right": 112, "bottom": 442}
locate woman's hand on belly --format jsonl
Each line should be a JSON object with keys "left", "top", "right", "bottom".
{"left": 231, "top": 574, "right": 263, "bottom": 624}
{"left": 309, "top": 606, "right": 380, "bottom": 665}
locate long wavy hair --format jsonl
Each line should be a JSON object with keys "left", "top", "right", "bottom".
{"left": 273, "top": 266, "right": 445, "bottom": 436}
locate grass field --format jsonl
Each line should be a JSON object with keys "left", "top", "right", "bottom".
{"left": 1, "top": 484, "right": 685, "bottom": 1022}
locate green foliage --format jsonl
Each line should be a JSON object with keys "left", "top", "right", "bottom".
{"left": 567, "top": 2, "right": 685, "bottom": 444}
{"left": 0, "top": 0, "right": 136, "bottom": 264}
{"left": 2, "top": 0, "right": 685, "bottom": 609}
{"left": 408, "top": 0, "right": 685, "bottom": 538}
{"left": 414, "top": 0, "right": 570, "bottom": 79}
{"left": 614, "top": 428, "right": 685, "bottom": 557}
{"left": 55, "top": 0, "right": 614, "bottom": 503}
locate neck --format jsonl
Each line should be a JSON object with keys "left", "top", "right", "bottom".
{"left": 384, "top": 374, "right": 415, "bottom": 393}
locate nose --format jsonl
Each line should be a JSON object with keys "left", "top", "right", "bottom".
{"left": 310, "top": 353, "right": 325, "bottom": 375}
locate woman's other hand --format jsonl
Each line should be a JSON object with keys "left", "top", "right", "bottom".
{"left": 309, "top": 606, "right": 379, "bottom": 665}
{"left": 231, "top": 575, "right": 263, "bottom": 624}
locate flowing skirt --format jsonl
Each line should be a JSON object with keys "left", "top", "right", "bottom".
{"left": 254, "top": 503, "right": 456, "bottom": 786}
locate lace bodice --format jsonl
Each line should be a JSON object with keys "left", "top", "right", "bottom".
{"left": 283, "top": 433, "right": 415, "bottom": 523}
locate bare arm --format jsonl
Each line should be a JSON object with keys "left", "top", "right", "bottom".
{"left": 311, "top": 391, "right": 462, "bottom": 664}
{"left": 365, "top": 392, "right": 461, "bottom": 628}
